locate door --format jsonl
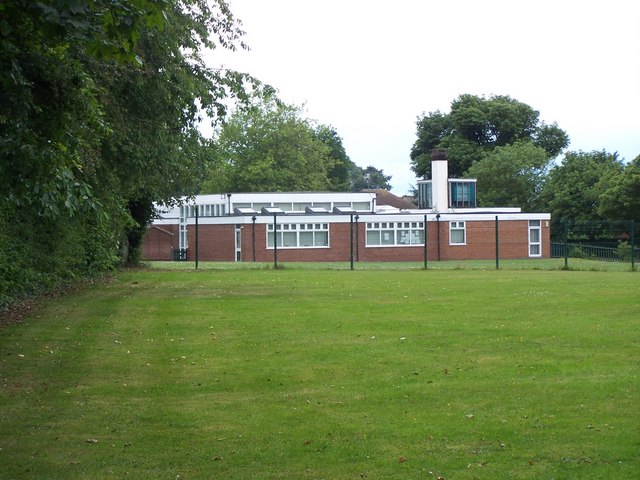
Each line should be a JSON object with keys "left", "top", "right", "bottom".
{"left": 235, "top": 226, "right": 242, "bottom": 262}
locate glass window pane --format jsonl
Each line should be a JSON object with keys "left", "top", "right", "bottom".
{"left": 530, "top": 229, "right": 540, "bottom": 243}
{"left": 283, "top": 232, "right": 297, "bottom": 247}
{"left": 397, "top": 229, "right": 411, "bottom": 245}
{"left": 367, "top": 230, "right": 381, "bottom": 245}
{"left": 353, "top": 202, "right": 371, "bottom": 211}
{"left": 411, "top": 230, "right": 424, "bottom": 244}
{"left": 314, "top": 231, "right": 328, "bottom": 246}
{"left": 274, "top": 202, "right": 292, "bottom": 211}
{"left": 300, "top": 232, "right": 314, "bottom": 246}
{"left": 381, "top": 230, "right": 394, "bottom": 245}
{"left": 450, "top": 228, "right": 465, "bottom": 244}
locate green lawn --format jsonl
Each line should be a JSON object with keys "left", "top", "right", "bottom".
{"left": 1, "top": 269, "right": 639, "bottom": 479}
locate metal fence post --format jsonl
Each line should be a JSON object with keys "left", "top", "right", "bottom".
{"left": 252, "top": 216, "right": 257, "bottom": 262}
{"left": 423, "top": 214, "right": 428, "bottom": 270}
{"left": 495, "top": 215, "right": 499, "bottom": 270}
{"left": 195, "top": 207, "right": 199, "bottom": 270}
{"left": 563, "top": 219, "right": 568, "bottom": 270}
{"left": 273, "top": 213, "right": 278, "bottom": 270}
{"left": 350, "top": 214, "right": 354, "bottom": 271}
{"left": 631, "top": 220, "right": 636, "bottom": 271}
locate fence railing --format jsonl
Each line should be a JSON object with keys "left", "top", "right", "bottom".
{"left": 551, "top": 219, "right": 637, "bottom": 270}
{"left": 550, "top": 241, "right": 635, "bottom": 263}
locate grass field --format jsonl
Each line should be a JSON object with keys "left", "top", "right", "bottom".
{"left": 1, "top": 268, "right": 639, "bottom": 479}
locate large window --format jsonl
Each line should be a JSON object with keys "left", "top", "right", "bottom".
{"left": 449, "top": 221, "right": 466, "bottom": 245}
{"left": 366, "top": 222, "right": 424, "bottom": 246}
{"left": 267, "top": 223, "right": 329, "bottom": 248}
{"left": 417, "top": 181, "right": 432, "bottom": 209}
{"left": 449, "top": 181, "right": 476, "bottom": 208}
{"left": 529, "top": 220, "right": 541, "bottom": 257}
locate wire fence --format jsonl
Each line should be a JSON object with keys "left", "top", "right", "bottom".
{"left": 550, "top": 219, "right": 637, "bottom": 271}
{"left": 161, "top": 218, "right": 636, "bottom": 272}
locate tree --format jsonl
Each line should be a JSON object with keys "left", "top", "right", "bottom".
{"left": 538, "top": 150, "right": 625, "bottom": 234}
{"left": 598, "top": 155, "right": 640, "bottom": 223}
{"left": 203, "top": 99, "right": 336, "bottom": 193}
{"left": 351, "top": 166, "right": 393, "bottom": 191}
{"left": 313, "top": 125, "right": 356, "bottom": 192}
{"left": 410, "top": 94, "right": 569, "bottom": 179}
{"left": 1, "top": 0, "right": 260, "bottom": 307}
{"left": 86, "top": 0, "right": 259, "bottom": 260}
{"left": 467, "top": 142, "right": 549, "bottom": 212}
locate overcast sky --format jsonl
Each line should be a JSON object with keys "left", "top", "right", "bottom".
{"left": 206, "top": 0, "right": 640, "bottom": 195}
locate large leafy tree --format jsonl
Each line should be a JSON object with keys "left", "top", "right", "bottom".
{"left": 350, "top": 166, "right": 393, "bottom": 191}
{"left": 597, "top": 155, "right": 640, "bottom": 223}
{"left": 538, "top": 150, "right": 625, "bottom": 234}
{"left": 1, "top": 0, "right": 259, "bottom": 306}
{"left": 313, "top": 125, "right": 356, "bottom": 192}
{"left": 410, "top": 94, "right": 569, "bottom": 179}
{"left": 467, "top": 142, "right": 549, "bottom": 212}
{"left": 86, "top": 0, "right": 259, "bottom": 260}
{"left": 203, "top": 99, "right": 337, "bottom": 193}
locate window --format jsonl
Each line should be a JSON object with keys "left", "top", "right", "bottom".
{"left": 352, "top": 201, "right": 372, "bottom": 211}
{"left": 366, "top": 222, "right": 424, "bottom": 246}
{"left": 179, "top": 206, "right": 188, "bottom": 250}
{"left": 529, "top": 220, "right": 541, "bottom": 257}
{"left": 267, "top": 223, "right": 329, "bottom": 248}
{"left": 418, "top": 181, "right": 432, "bottom": 209}
{"left": 449, "top": 181, "right": 476, "bottom": 208}
{"left": 449, "top": 221, "right": 466, "bottom": 245}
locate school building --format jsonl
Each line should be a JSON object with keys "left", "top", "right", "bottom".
{"left": 142, "top": 150, "right": 550, "bottom": 263}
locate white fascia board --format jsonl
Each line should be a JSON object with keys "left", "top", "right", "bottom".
{"left": 435, "top": 213, "right": 551, "bottom": 222}
{"left": 182, "top": 211, "right": 551, "bottom": 226}
{"left": 228, "top": 191, "right": 375, "bottom": 204}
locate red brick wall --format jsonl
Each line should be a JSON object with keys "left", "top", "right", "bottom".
{"left": 186, "top": 224, "right": 235, "bottom": 261}
{"left": 141, "top": 225, "right": 178, "bottom": 260}
{"left": 146, "top": 218, "right": 551, "bottom": 262}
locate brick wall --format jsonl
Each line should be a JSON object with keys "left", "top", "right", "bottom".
{"left": 145, "top": 218, "right": 551, "bottom": 262}
{"left": 141, "top": 225, "right": 178, "bottom": 260}
{"left": 186, "top": 224, "right": 235, "bottom": 261}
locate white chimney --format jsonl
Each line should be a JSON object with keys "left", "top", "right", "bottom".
{"left": 431, "top": 149, "right": 449, "bottom": 211}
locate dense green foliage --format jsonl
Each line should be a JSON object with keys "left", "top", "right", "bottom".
{"left": 201, "top": 98, "right": 392, "bottom": 194}
{"left": 0, "top": 0, "right": 261, "bottom": 308}
{"left": 410, "top": 94, "right": 569, "bottom": 179}
{"left": 467, "top": 142, "right": 548, "bottom": 211}
{"left": 538, "top": 151, "right": 625, "bottom": 233}
{"left": 1, "top": 269, "right": 638, "bottom": 478}
{"left": 410, "top": 94, "right": 637, "bottom": 224}
{"left": 598, "top": 155, "right": 640, "bottom": 223}
{"left": 202, "top": 99, "right": 339, "bottom": 192}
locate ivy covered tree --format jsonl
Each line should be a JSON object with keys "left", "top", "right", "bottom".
{"left": 410, "top": 94, "right": 569, "bottom": 179}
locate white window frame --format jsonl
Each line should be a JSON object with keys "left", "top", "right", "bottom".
{"left": 449, "top": 221, "right": 466, "bottom": 245}
{"left": 266, "top": 223, "right": 330, "bottom": 249}
{"left": 179, "top": 206, "right": 188, "bottom": 250}
{"left": 366, "top": 222, "right": 425, "bottom": 247}
{"left": 528, "top": 220, "right": 542, "bottom": 257}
